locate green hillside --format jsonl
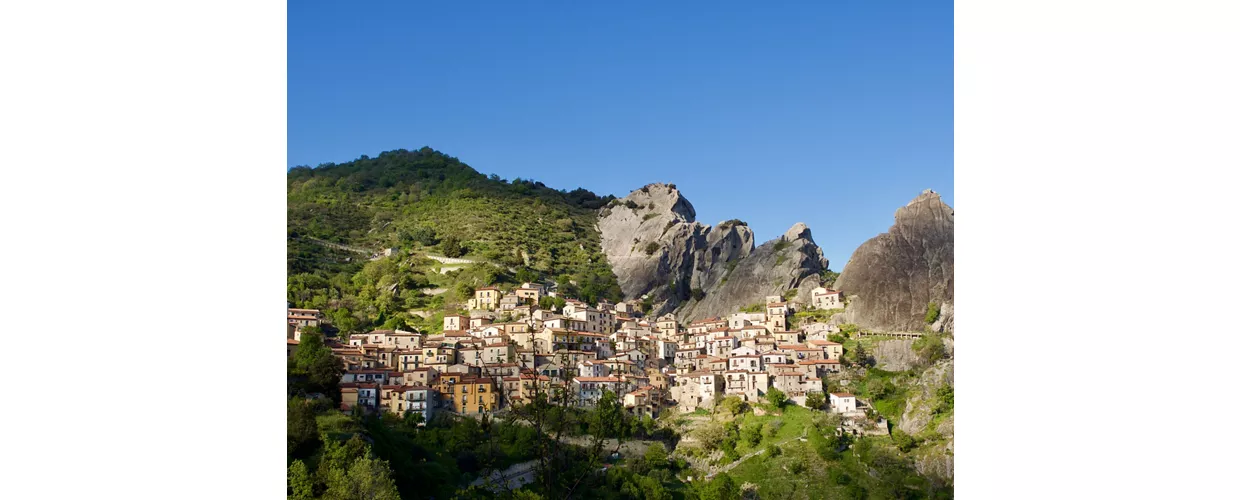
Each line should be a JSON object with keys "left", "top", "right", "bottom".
{"left": 287, "top": 147, "right": 622, "bottom": 334}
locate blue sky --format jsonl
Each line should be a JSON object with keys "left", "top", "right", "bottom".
{"left": 289, "top": 1, "right": 953, "bottom": 271}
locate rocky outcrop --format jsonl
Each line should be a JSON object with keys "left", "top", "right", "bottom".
{"left": 597, "top": 183, "right": 828, "bottom": 320}
{"left": 873, "top": 339, "right": 918, "bottom": 371}
{"left": 834, "top": 190, "right": 954, "bottom": 332}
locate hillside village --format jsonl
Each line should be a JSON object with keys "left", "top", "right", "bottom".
{"left": 288, "top": 281, "right": 891, "bottom": 438}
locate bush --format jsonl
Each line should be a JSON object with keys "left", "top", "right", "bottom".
{"left": 934, "top": 385, "right": 954, "bottom": 415}
{"left": 913, "top": 333, "right": 947, "bottom": 365}
{"left": 644, "top": 242, "right": 660, "bottom": 256}
{"left": 624, "top": 200, "right": 639, "bottom": 209}
{"left": 805, "top": 392, "right": 825, "bottom": 410}
{"left": 691, "top": 288, "right": 706, "bottom": 301}
{"left": 892, "top": 429, "right": 919, "bottom": 452}
{"left": 788, "top": 460, "right": 806, "bottom": 474}
{"left": 643, "top": 213, "right": 659, "bottom": 222}
{"left": 741, "top": 421, "right": 764, "bottom": 447}
{"left": 765, "top": 419, "right": 783, "bottom": 437}
{"left": 924, "top": 302, "right": 940, "bottom": 324}
{"left": 765, "top": 388, "right": 788, "bottom": 408}
{"left": 765, "top": 443, "right": 781, "bottom": 458}
{"left": 717, "top": 396, "right": 746, "bottom": 417}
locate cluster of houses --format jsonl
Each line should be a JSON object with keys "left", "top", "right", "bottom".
{"left": 287, "top": 284, "right": 871, "bottom": 424}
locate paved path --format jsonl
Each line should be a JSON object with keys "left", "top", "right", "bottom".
{"left": 300, "top": 236, "right": 372, "bottom": 255}
{"left": 425, "top": 254, "right": 478, "bottom": 265}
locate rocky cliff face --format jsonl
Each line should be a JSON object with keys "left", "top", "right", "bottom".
{"left": 834, "top": 190, "right": 954, "bottom": 332}
{"left": 597, "top": 183, "right": 828, "bottom": 320}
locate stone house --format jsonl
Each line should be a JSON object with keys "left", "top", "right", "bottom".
{"left": 808, "top": 339, "right": 844, "bottom": 360}
{"left": 810, "top": 287, "right": 845, "bottom": 310}
{"left": 766, "top": 302, "right": 789, "bottom": 331}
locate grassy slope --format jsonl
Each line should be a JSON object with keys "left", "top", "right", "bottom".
{"left": 286, "top": 147, "right": 621, "bottom": 333}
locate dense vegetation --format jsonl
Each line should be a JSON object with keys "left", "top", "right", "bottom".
{"left": 287, "top": 147, "right": 623, "bottom": 334}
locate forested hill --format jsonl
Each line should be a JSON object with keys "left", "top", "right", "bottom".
{"left": 287, "top": 147, "right": 622, "bottom": 334}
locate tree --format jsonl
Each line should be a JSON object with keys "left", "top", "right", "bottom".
{"left": 765, "top": 388, "right": 787, "bottom": 409}
{"left": 288, "top": 398, "right": 320, "bottom": 458}
{"left": 440, "top": 235, "right": 464, "bottom": 258}
{"left": 741, "top": 421, "right": 764, "bottom": 447}
{"left": 645, "top": 443, "right": 669, "bottom": 469}
{"left": 699, "top": 473, "right": 741, "bottom": 500}
{"left": 323, "top": 454, "right": 401, "bottom": 500}
{"left": 850, "top": 343, "right": 870, "bottom": 368}
{"left": 291, "top": 331, "right": 344, "bottom": 400}
{"left": 288, "top": 460, "right": 314, "bottom": 500}
{"left": 806, "top": 392, "right": 826, "bottom": 410}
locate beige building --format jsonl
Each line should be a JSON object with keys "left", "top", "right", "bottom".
{"left": 810, "top": 287, "right": 845, "bottom": 310}
{"left": 288, "top": 308, "right": 324, "bottom": 328}
{"left": 443, "top": 314, "right": 467, "bottom": 331}
{"left": 766, "top": 302, "right": 789, "bottom": 331}
{"left": 471, "top": 286, "right": 501, "bottom": 310}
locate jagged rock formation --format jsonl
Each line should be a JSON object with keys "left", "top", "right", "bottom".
{"left": 597, "top": 183, "right": 828, "bottom": 320}
{"left": 834, "top": 190, "right": 954, "bottom": 332}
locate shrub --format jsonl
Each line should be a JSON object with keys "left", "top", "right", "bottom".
{"left": 805, "top": 392, "right": 825, "bottom": 410}
{"left": 440, "top": 235, "right": 464, "bottom": 258}
{"left": 644, "top": 242, "right": 660, "bottom": 256}
{"left": 765, "top": 388, "right": 788, "bottom": 408}
{"left": 624, "top": 200, "right": 639, "bottom": 209}
{"left": 765, "top": 443, "right": 781, "bottom": 458}
{"left": 913, "top": 333, "right": 947, "bottom": 365}
{"left": 892, "top": 429, "right": 919, "bottom": 452}
{"left": 934, "top": 385, "right": 954, "bottom": 415}
{"left": 788, "top": 460, "right": 806, "bottom": 474}
{"left": 773, "top": 238, "right": 790, "bottom": 252}
{"left": 765, "top": 419, "right": 782, "bottom": 437}
{"left": 924, "top": 302, "right": 940, "bottom": 324}
{"left": 718, "top": 396, "right": 746, "bottom": 417}
{"left": 643, "top": 213, "right": 659, "bottom": 222}
{"left": 691, "top": 288, "right": 705, "bottom": 301}
{"left": 741, "top": 422, "right": 764, "bottom": 447}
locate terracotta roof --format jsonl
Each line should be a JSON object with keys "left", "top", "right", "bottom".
{"left": 798, "top": 359, "right": 840, "bottom": 365}
{"left": 287, "top": 339, "right": 299, "bottom": 345}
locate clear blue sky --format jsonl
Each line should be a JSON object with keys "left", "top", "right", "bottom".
{"left": 289, "top": 1, "right": 953, "bottom": 271}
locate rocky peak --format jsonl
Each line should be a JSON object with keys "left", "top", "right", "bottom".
{"left": 597, "top": 184, "right": 828, "bottom": 320}
{"left": 834, "top": 190, "right": 954, "bottom": 332}
{"left": 783, "top": 222, "right": 812, "bottom": 241}
{"left": 619, "top": 183, "right": 696, "bottom": 222}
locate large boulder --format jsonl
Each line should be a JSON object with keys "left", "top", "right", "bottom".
{"left": 834, "top": 190, "right": 954, "bottom": 332}
{"left": 597, "top": 183, "right": 827, "bottom": 319}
